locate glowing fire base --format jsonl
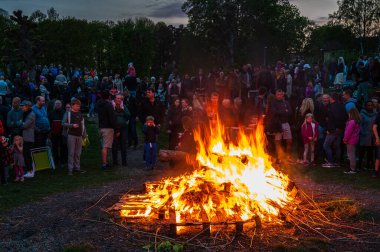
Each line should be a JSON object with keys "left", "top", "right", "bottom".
{"left": 110, "top": 120, "right": 298, "bottom": 236}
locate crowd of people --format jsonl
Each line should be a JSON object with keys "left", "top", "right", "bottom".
{"left": 0, "top": 55, "right": 380, "bottom": 184}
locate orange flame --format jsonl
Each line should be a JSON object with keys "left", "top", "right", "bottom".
{"left": 121, "top": 118, "right": 292, "bottom": 224}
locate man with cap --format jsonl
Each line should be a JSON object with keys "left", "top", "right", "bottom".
{"left": 20, "top": 100, "right": 35, "bottom": 175}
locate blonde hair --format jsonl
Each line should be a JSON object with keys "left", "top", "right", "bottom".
{"left": 13, "top": 135, "right": 23, "bottom": 146}
{"left": 302, "top": 113, "right": 314, "bottom": 127}
{"left": 146, "top": 116, "right": 154, "bottom": 122}
{"left": 348, "top": 108, "right": 361, "bottom": 124}
{"left": 299, "top": 98, "right": 314, "bottom": 116}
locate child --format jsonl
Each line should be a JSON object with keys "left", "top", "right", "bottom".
{"left": 0, "top": 136, "right": 13, "bottom": 184}
{"left": 343, "top": 108, "right": 361, "bottom": 174}
{"left": 143, "top": 116, "right": 160, "bottom": 170}
{"left": 12, "top": 136, "right": 25, "bottom": 182}
{"left": 301, "top": 113, "right": 319, "bottom": 165}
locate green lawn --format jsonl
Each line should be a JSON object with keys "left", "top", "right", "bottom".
{"left": 287, "top": 162, "right": 380, "bottom": 190}
{"left": 0, "top": 120, "right": 124, "bottom": 214}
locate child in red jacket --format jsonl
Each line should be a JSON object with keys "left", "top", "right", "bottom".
{"left": 301, "top": 113, "right": 319, "bottom": 165}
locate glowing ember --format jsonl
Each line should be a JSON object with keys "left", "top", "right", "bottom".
{"left": 120, "top": 118, "right": 293, "bottom": 225}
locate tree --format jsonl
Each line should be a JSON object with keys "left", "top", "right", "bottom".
{"left": 329, "top": 0, "right": 380, "bottom": 54}
{"left": 30, "top": 10, "right": 47, "bottom": 23}
{"left": 47, "top": 7, "right": 59, "bottom": 21}
{"left": 182, "top": 0, "right": 310, "bottom": 66}
{"left": 304, "top": 24, "right": 356, "bottom": 57}
{"left": 2, "top": 10, "right": 40, "bottom": 71}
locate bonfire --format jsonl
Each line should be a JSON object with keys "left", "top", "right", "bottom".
{"left": 113, "top": 118, "right": 297, "bottom": 233}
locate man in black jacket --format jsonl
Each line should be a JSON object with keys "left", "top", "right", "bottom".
{"left": 269, "top": 89, "right": 293, "bottom": 163}
{"left": 96, "top": 91, "right": 117, "bottom": 170}
{"left": 323, "top": 93, "right": 347, "bottom": 167}
{"left": 140, "top": 88, "right": 164, "bottom": 126}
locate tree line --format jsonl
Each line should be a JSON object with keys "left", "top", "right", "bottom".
{"left": 0, "top": 0, "right": 379, "bottom": 77}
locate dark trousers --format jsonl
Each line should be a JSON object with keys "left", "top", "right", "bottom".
{"left": 0, "top": 166, "right": 9, "bottom": 184}
{"left": 51, "top": 134, "right": 65, "bottom": 165}
{"left": 24, "top": 141, "right": 34, "bottom": 171}
{"left": 128, "top": 117, "right": 138, "bottom": 147}
{"left": 112, "top": 128, "right": 128, "bottom": 165}
{"left": 34, "top": 131, "right": 48, "bottom": 147}
{"left": 358, "top": 146, "right": 374, "bottom": 170}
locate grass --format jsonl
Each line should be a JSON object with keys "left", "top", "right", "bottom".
{"left": 0, "top": 119, "right": 171, "bottom": 215}
{"left": 0, "top": 120, "right": 125, "bottom": 215}
{"left": 287, "top": 162, "right": 380, "bottom": 190}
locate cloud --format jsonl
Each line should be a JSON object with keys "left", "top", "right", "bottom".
{"left": 313, "top": 16, "right": 329, "bottom": 25}
{"left": 149, "top": 1, "right": 186, "bottom": 18}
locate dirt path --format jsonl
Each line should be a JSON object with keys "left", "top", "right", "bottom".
{"left": 1, "top": 144, "right": 380, "bottom": 251}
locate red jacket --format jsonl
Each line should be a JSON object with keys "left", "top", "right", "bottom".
{"left": 301, "top": 121, "right": 319, "bottom": 144}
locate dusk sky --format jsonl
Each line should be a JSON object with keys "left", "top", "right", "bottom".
{"left": 0, "top": 0, "right": 338, "bottom": 26}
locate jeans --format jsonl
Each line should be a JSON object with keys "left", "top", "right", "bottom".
{"left": 112, "top": 128, "right": 128, "bottom": 165}
{"left": 144, "top": 143, "right": 157, "bottom": 168}
{"left": 128, "top": 117, "right": 138, "bottom": 146}
{"left": 88, "top": 102, "right": 95, "bottom": 116}
{"left": 323, "top": 131, "right": 342, "bottom": 163}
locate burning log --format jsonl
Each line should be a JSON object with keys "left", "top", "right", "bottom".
{"left": 111, "top": 118, "right": 297, "bottom": 237}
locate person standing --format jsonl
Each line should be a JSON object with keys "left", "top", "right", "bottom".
{"left": 140, "top": 88, "right": 164, "bottom": 126}
{"left": 7, "top": 97, "right": 23, "bottom": 140}
{"left": 62, "top": 98, "right": 86, "bottom": 175}
{"left": 96, "top": 91, "right": 117, "bottom": 170}
{"left": 323, "top": 93, "right": 347, "bottom": 168}
{"left": 269, "top": 89, "right": 293, "bottom": 163}
{"left": 49, "top": 100, "right": 65, "bottom": 167}
{"left": 301, "top": 113, "right": 319, "bottom": 165}
{"left": 20, "top": 100, "right": 35, "bottom": 176}
{"left": 112, "top": 94, "right": 130, "bottom": 167}
{"left": 358, "top": 101, "right": 377, "bottom": 171}
{"left": 343, "top": 109, "right": 361, "bottom": 174}
{"left": 32, "top": 96, "right": 50, "bottom": 147}
{"left": 124, "top": 90, "right": 138, "bottom": 149}
{"left": 143, "top": 116, "right": 160, "bottom": 170}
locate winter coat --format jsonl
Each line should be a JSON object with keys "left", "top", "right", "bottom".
{"left": 32, "top": 105, "right": 50, "bottom": 133}
{"left": 345, "top": 98, "right": 357, "bottom": 113}
{"left": 7, "top": 108, "right": 24, "bottom": 136}
{"left": 359, "top": 110, "right": 377, "bottom": 146}
{"left": 301, "top": 121, "right": 319, "bottom": 144}
{"left": 21, "top": 110, "right": 35, "bottom": 142}
{"left": 343, "top": 119, "right": 360, "bottom": 145}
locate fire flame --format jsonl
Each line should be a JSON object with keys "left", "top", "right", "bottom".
{"left": 120, "top": 118, "right": 292, "bottom": 224}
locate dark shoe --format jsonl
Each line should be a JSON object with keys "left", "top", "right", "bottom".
{"left": 122, "top": 162, "right": 127, "bottom": 167}
{"left": 73, "top": 169, "right": 86, "bottom": 174}
{"left": 101, "top": 165, "right": 111, "bottom": 171}
{"left": 372, "top": 171, "right": 379, "bottom": 178}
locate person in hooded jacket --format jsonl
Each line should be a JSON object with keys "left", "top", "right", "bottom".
{"left": 358, "top": 101, "right": 377, "bottom": 171}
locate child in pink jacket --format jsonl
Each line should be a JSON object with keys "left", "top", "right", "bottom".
{"left": 343, "top": 108, "right": 361, "bottom": 174}
{"left": 301, "top": 113, "right": 319, "bottom": 165}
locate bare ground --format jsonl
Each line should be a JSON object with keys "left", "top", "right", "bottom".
{"left": 1, "top": 146, "right": 380, "bottom": 252}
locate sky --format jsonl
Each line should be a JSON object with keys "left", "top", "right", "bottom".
{"left": 0, "top": 0, "right": 338, "bottom": 26}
